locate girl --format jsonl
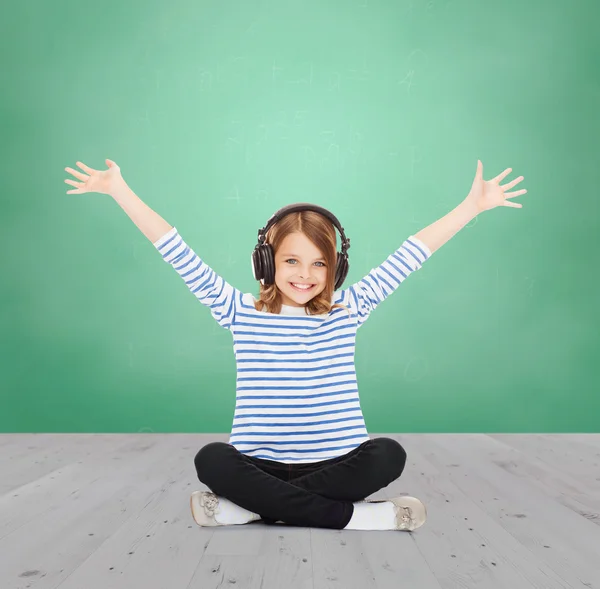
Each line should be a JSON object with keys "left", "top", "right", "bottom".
{"left": 65, "top": 159, "right": 526, "bottom": 531}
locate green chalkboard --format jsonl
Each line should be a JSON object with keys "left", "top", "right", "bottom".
{"left": 2, "top": 0, "right": 598, "bottom": 433}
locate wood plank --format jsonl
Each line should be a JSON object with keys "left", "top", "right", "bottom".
{"left": 388, "top": 434, "right": 574, "bottom": 589}
{"left": 0, "top": 434, "right": 179, "bottom": 536}
{"left": 489, "top": 434, "right": 600, "bottom": 491}
{"left": 191, "top": 528, "right": 313, "bottom": 589}
{"left": 486, "top": 434, "right": 600, "bottom": 525}
{"left": 562, "top": 434, "right": 600, "bottom": 451}
{"left": 2, "top": 433, "right": 600, "bottom": 589}
{"left": 0, "top": 435, "right": 199, "bottom": 588}
{"left": 0, "top": 434, "right": 140, "bottom": 496}
{"left": 49, "top": 434, "right": 219, "bottom": 589}
{"left": 415, "top": 434, "right": 600, "bottom": 587}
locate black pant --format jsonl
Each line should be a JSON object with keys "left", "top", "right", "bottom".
{"left": 193, "top": 437, "right": 407, "bottom": 529}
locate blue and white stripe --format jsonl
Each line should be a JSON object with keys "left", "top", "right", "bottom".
{"left": 154, "top": 226, "right": 431, "bottom": 463}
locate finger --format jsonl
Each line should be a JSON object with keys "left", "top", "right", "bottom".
{"left": 65, "top": 178, "right": 84, "bottom": 189}
{"left": 503, "top": 201, "right": 523, "bottom": 208}
{"left": 504, "top": 189, "right": 527, "bottom": 198}
{"left": 65, "top": 166, "right": 88, "bottom": 181}
{"left": 76, "top": 161, "right": 95, "bottom": 174}
{"left": 501, "top": 176, "right": 524, "bottom": 190}
{"left": 493, "top": 167, "right": 514, "bottom": 183}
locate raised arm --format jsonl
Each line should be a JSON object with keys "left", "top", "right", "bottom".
{"left": 415, "top": 160, "right": 526, "bottom": 254}
{"left": 110, "top": 180, "right": 173, "bottom": 244}
{"left": 414, "top": 200, "right": 479, "bottom": 255}
{"left": 65, "top": 159, "right": 238, "bottom": 329}
{"left": 64, "top": 159, "right": 173, "bottom": 243}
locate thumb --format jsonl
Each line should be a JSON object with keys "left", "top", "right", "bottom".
{"left": 476, "top": 159, "right": 483, "bottom": 178}
{"left": 105, "top": 158, "right": 118, "bottom": 169}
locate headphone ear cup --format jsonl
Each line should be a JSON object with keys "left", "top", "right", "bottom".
{"left": 257, "top": 243, "right": 275, "bottom": 286}
{"left": 334, "top": 253, "right": 349, "bottom": 291}
{"left": 262, "top": 243, "right": 275, "bottom": 285}
{"left": 252, "top": 244, "right": 276, "bottom": 286}
{"left": 251, "top": 248, "right": 262, "bottom": 282}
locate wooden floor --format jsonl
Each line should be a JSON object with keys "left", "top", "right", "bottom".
{"left": 1, "top": 433, "right": 599, "bottom": 589}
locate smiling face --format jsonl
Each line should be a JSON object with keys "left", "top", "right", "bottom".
{"left": 274, "top": 231, "right": 328, "bottom": 307}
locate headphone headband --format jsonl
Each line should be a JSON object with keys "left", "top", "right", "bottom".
{"left": 257, "top": 202, "right": 351, "bottom": 254}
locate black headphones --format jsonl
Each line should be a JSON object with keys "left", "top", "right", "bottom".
{"left": 251, "top": 203, "right": 351, "bottom": 291}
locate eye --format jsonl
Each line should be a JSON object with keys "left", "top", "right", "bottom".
{"left": 285, "top": 259, "right": 326, "bottom": 267}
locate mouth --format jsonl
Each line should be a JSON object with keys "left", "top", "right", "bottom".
{"left": 289, "top": 282, "right": 316, "bottom": 292}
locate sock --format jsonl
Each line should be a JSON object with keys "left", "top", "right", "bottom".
{"left": 213, "top": 495, "right": 261, "bottom": 525}
{"left": 343, "top": 501, "right": 396, "bottom": 531}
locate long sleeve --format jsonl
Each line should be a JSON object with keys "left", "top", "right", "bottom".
{"left": 344, "top": 235, "right": 431, "bottom": 328}
{"left": 153, "top": 227, "right": 239, "bottom": 330}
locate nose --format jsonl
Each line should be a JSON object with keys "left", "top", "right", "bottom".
{"left": 297, "top": 265, "right": 312, "bottom": 278}
{"left": 296, "top": 266, "right": 310, "bottom": 280}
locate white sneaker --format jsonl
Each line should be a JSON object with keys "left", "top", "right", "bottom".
{"left": 363, "top": 495, "right": 427, "bottom": 531}
{"left": 190, "top": 491, "right": 225, "bottom": 526}
{"left": 190, "top": 491, "right": 262, "bottom": 526}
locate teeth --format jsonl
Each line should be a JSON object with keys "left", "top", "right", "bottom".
{"left": 291, "top": 283, "right": 313, "bottom": 290}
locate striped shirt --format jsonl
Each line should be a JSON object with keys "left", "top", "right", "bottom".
{"left": 153, "top": 226, "right": 431, "bottom": 464}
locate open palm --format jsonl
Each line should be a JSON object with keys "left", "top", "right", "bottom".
{"left": 466, "top": 160, "right": 527, "bottom": 213}
{"left": 64, "top": 159, "right": 122, "bottom": 196}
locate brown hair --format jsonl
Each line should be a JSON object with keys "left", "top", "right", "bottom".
{"left": 253, "top": 210, "right": 352, "bottom": 316}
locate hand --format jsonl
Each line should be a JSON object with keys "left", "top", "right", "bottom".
{"left": 465, "top": 160, "right": 527, "bottom": 213}
{"left": 64, "top": 159, "right": 124, "bottom": 196}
